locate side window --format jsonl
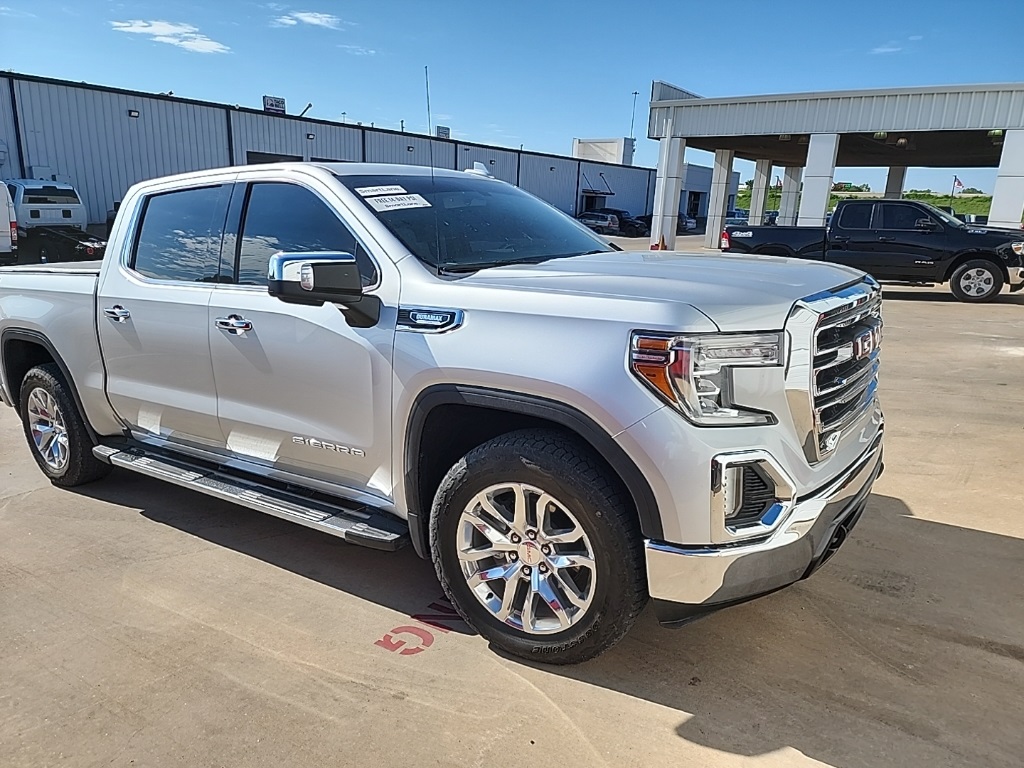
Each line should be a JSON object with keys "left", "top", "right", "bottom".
{"left": 881, "top": 203, "right": 928, "bottom": 230}
{"left": 837, "top": 203, "right": 872, "bottom": 230}
{"left": 6, "top": 184, "right": 16, "bottom": 203}
{"left": 131, "top": 185, "right": 231, "bottom": 282}
{"left": 236, "top": 182, "right": 378, "bottom": 287}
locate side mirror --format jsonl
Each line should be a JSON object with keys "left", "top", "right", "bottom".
{"left": 915, "top": 218, "right": 939, "bottom": 231}
{"left": 268, "top": 251, "right": 379, "bottom": 327}
{"left": 268, "top": 252, "right": 363, "bottom": 304}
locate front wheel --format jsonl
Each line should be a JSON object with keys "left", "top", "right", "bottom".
{"left": 430, "top": 429, "right": 648, "bottom": 664}
{"left": 950, "top": 259, "right": 1003, "bottom": 302}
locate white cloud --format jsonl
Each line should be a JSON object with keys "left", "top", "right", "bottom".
{"left": 111, "top": 20, "right": 230, "bottom": 54}
{"left": 870, "top": 42, "right": 902, "bottom": 54}
{"left": 908, "top": 35, "right": 923, "bottom": 41}
{"left": 273, "top": 11, "right": 344, "bottom": 28}
{"left": 0, "top": 5, "right": 36, "bottom": 17}
{"left": 338, "top": 44, "right": 375, "bottom": 55}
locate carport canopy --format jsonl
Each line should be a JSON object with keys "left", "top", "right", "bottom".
{"left": 645, "top": 81, "right": 1024, "bottom": 247}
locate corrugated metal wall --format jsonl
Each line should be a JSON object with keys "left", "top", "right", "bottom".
{"left": 229, "top": 111, "right": 362, "bottom": 164}
{"left": 0, "top": 78, "right": 24, "bottom": 179}
{"left": 13, "top": 80, "right": 230, "bottom": 222}
{"left": 579, "top": 161, "right": 651, "bottom": 216}
{"left": 3, "top": 74, "right": 696, "bottom": 224}
{"left": 364, "top": 132, "right": 456, "bottom": 169}
{"left": 519, "top": 154, "right": 579, "bottom": 214}
{"left": 456, "top": 143, "right": 518, "bottom": 184}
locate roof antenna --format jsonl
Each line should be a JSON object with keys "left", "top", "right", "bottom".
{"left": 425, "top": 65, "right": 443, "bottom": 275}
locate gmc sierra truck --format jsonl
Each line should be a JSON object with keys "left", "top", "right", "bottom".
{"left": 0, "top": 163, "right": 884, "bottom": 664}
{"left": 723, "top": 198, "right": 1024, "bottom": 303}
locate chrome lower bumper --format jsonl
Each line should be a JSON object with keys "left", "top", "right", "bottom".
{"left": 645, "top": 429, "right": 883, "bottom": 621}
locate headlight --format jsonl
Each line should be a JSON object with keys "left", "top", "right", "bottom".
{"left": 630, "top": 332, "right": 782, "bottom": 425}
{"left": 1011, "top": 242, "right": 1024, "bottom": 256}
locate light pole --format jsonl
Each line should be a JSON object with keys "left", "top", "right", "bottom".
{"left": 341, "top": 112, "right": 347, "bottom": 124}
{"left": 629, "top": 90, "right": 640, "bottom": 139}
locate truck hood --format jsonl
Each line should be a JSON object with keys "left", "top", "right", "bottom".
{"left": 457, "top": 251, "right": 865, "bottom": 331}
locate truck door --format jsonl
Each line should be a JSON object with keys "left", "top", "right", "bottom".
{"left": 96, "top": 180, "right": 235, "bottom": 449}
{"left": 207, "top": 178, "right": 397, "bottom": 500}
{"left": 871, "top": 203, "right": 947, "bottom": 279}
{"left": 824, "top": 202, "right": 877, "bottom": 274}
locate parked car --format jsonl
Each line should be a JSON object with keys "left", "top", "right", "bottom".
{"left": 591, "top": 207, "right": 650, "bottom": 238}
{"left": 635, "top": 214, "right": 693, "bottom": 235}
{"left": 762, "top": 210, "right": 779, "bottom": 226}
{"left": 577, "top": 211, "right": 618, "bottom": 234}
{"left": 0, "top": 162, "right": 885, "bottom": 664}
{"left": 0, "top": 182, "right": 16, "bottom": 265}
{"left": 722, "top": 198, "right": 1024, "bottom": 302}
{"left": 724, "top": 217, "right": 749, "bottom": 227}
{"left": 5, "top": 179, "right": 104, "bottom": 263}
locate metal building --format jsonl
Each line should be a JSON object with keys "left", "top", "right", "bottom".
{"left": 0, "top": 72, "right": 732, "bottom": 229}
{"left": 646, "top": 80, "right": 1024, "bottom": 249}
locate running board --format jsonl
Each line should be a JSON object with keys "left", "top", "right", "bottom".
{"left": 93, "top": 444, "right": 408, "bottom": 551}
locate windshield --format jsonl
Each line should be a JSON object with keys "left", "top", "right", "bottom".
{"left": 918, "top": 202, "right": 966, "bottom": 228}
{"left": 336, "top": 173, "right": 613, "bottom": 271}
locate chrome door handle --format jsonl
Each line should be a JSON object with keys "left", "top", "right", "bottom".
{"left": 103, "top": 305, "right": 131, "bottom": 322}
{"left": 215, "top": 315, "right": 253, "bottom": 334}
{"left": 878, "top": 236, "right": 896, "bottom": 242}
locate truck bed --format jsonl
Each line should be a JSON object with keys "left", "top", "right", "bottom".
{"left": 0, "top": 263, "right": 119, "bottom": 433}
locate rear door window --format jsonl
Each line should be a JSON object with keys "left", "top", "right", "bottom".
{"left": 881, "top": 203, "right": 929, "bottom": 230}
{"left": 131, "top": 185, "right": 232, "bottom": 282}
{"left": 837, "top": 203, "right": 873, "bottom": 230}
{"left": 234, "top": 182, "right": 378, "bottom": 287}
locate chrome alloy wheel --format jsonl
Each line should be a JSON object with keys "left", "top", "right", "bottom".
{"left": 27, "top": 387, "right": 69, "bottom": 471}
{"left": 456, "top": 483, "right": 597, "bottom": 635}
{"left": 959, "top": 267, "right": 995, "bottom": 297}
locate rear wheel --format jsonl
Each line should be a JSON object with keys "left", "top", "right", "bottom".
{"left": 430, "top": 429, "right": 647, "bottom": 664}
{"left": 950, "top": 259, "right": 1003, "bottom": 302}
{"left": 19, "top": 364, "right": 110, "bottom": 487}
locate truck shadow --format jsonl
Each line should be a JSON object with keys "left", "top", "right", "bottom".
{"left": 70, "top": 476, "right": 1024, "bottom": 766}
{"left": 70, "top": 468, "right": 473, "bottom": 635}
{"left": 522, "top": 493, "right": 1024, "bottom": 767}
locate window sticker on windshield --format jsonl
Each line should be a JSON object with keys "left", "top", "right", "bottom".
{"left": 355, "top": 185, "right": 407, "bottom": 197}
{"left": 365, "top": 193, "right": 432, "bottom": 212}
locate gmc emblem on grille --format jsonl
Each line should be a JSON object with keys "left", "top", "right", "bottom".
{"left": 853, "top": 327, "right": 881, "bottom": 360}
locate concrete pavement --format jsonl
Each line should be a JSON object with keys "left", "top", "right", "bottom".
{"left": 1, "top": 288, "right": 1023, "bottom": 767}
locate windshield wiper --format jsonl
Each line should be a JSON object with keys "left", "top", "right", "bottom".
{"left": 437, "top": 249, "right": 612, "bottom": 274}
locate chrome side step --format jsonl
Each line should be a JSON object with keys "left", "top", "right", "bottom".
{"left": 93, "top": 445, "right": 408, "bottom": 551}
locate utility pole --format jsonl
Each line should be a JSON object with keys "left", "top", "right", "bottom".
{"left": 629, "top": 90, "right": 640, "bottom": 139}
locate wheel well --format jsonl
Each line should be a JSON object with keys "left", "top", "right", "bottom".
{"left": 943, "top": 252, "right": 1007, "bottom": 283}
{"left": 753, "top": 246, "right": 794, "bottom": 258}
{"left": 414, "top": 404, "right": 553, "bottom": 522}
{"left": 2, "top": 338, "right": 56, "bottom": 412}
{"left": 406, "top": 389, "right": 663, "bottom": 558}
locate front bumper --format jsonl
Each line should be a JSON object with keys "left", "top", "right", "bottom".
{"left": 645, "top": 429, "right": 883, "bottom": 625}
{"left": 1008, "top": 267, "right": 1024, "bottom": 292}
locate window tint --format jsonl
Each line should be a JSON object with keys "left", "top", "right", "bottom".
{"left": 22, "top": 186, "right": 80, "bottom": 205}
{"left": 336, "top": 173, "right": 612, "bottom": 269}
{"left": 882, "top": 203, "right": 928, "bottom": 230}
{"left": 236, "top": 183, "right": 377, "bottom": 287}
{"left": 132, "top": 185, "right": 230, "bottom": 282}
{"left": 838, "top": 203, "right": 873, "bottom": 229}
{"left": 6, "top": 184, "right": 16, "bottom": 202}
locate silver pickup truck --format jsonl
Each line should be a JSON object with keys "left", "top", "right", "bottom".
{"left": 0, "top": 163, "right": 884, "bottom": 664}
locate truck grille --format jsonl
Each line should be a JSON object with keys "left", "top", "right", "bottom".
{"left": 812, "top": 287, "right": 881, "bottom": 455}
{"left": 786, "top": 280, "right": 882, "bottom": 463}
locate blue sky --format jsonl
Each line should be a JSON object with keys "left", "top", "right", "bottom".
{"left": 2, "top": 0, "right": 1023, "bottom": 193}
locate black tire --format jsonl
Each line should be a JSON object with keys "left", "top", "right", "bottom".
{"left": 950, "top": 259, "right": 1003, "bottom": 302}
{"left": 38, "top": 242, "right": 58, "bottom": 264}
{"left": 19, "top": 363, "right": 111, "bottom": 487}
{"left": 429, "top": 429, "right": 647, "bottom": 664}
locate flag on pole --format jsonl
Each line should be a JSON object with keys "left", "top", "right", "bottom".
{"left": 953, "top": 176, "right": 965, "bottom": 196}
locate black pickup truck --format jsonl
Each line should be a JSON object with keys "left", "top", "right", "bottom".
{"left": 723, "top": 199, "right": 1024, "bottom": 302}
